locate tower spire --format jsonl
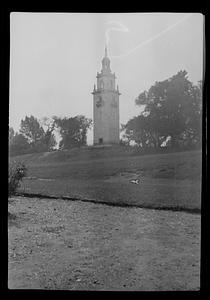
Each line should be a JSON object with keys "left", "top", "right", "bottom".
{"left": 105, "top": 44, "right": 108, "bottom": 57}
{"left": 102, "top": 44, "right": 111, "bottom": 72}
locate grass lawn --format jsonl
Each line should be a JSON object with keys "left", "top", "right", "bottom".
{"left": 11, "top": 148, "right": 202, "bottom": 212}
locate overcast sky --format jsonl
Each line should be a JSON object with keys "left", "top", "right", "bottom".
{"left": 9, "top": 12, "right": 204, "bottom": 144}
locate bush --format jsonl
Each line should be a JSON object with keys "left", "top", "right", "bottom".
{"left": 8, "top": 161, "right": 27, "bottom": 197}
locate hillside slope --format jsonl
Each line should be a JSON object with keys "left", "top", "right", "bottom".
{"left": 10, "top": 147, "right": 202, "bottom": 181}
{"left": 10, "top": 147, "right": 202, "bottom": 212}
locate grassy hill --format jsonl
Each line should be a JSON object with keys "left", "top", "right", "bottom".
{"left": 10, "top": 147, "right": 202, "bottom": 212}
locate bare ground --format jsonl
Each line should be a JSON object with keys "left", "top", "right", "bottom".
{"left": 8, "top": 196, "right": 200, "bottom": 291}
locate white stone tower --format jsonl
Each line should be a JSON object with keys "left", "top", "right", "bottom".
{"left": 92, "top": 46, "right": 120, "bottom": 145}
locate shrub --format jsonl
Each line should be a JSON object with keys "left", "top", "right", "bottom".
{"left": 8, "top": 161, "right": 27, "bottom": 197}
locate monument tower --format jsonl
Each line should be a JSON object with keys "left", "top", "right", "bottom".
{"left": 92, "top": 46, "right": 120, "bottom": 145}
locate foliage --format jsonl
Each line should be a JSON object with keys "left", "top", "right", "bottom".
{"left": 41, "top": 128, "right": 57, "bottom": 151}
{"left": 9, "top": 113, "right": 92, "bottom": 156}
{"left": 53, "top": 115, "right": 92, "bottom": 149}
{"left": 20, "top": 115, "right": 45, "bottom": 145}
{"left": 9, "top": 133, "right": 31, "bottom": 156}
{"left": 10, "top": 115, "right": 57, "bottom": 156}
{"left": 9, "top": 127, "right": 15, "bottom": 142}
{"left": 124, "top": 71, "right": 202, "bottom": 149}
{"left": 8, "top": 161, "right": 27, "bottom": 196}
{"left": 39, "top": 117, "right": 57, "bottom": 151}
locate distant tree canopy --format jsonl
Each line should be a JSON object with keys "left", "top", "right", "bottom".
{"left": 53, "top": 115, "right": 92, "bottom": 150}
{"left": 123, "top": 71, "right": 202, "bottom": 149}
{"left": 9, "top": 132, "right": 31, "bottom": 156}
{"left": 9, "top": 114, "right": 92, "bottom": 156}
{"left": 20, "top": 116, "right": 45, "bottom": 144}
{"left": 19, "top": 115, "right": 56, "bottom": 153}
{"left": 9, "top": 115, "right": 56, "bottom": 156}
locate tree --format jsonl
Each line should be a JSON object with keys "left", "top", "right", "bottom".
{"left": 41, "top": 129, "right": 57, "bottom": 151}
{"left": 53, "top": 115, "right": 92, "bottom": 149}
{"left": 20, "top": 115, "right": 45, "bottom": 151}
{"left": 124, "top": 115, "right": 165, "bottom": 148}
{"left": 40, "top": 117, "right": 57, "bottom": 151}
{"left": 9, "top": 133, "right": 31, "bottom": 156}
{"left": 182, "top": 80, "right": 202, "bottom": 146}
{"left": 124, "top": 116, "right": 150, "bottom": 148}
{"left": 134, "top": 70, "right": 202, "bottom": 149}
{"left": 19, "top": 115, "right": 57, "bottom": 152}
{"left": 76, "top": 115, "right": 92, "bottom": 146}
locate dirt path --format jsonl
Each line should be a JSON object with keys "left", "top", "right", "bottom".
{"left": 8, "top": 196, "right": 200, "bottom": 290}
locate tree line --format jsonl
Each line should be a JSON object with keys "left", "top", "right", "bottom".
{"left": 9, "top": 70, "right": 202, "bottom": 156}
{"left": 9, "top": 115, "right": 92, "bottom": 156}
{"left": 122, "top": 70, "right": 202, "bottom": 150}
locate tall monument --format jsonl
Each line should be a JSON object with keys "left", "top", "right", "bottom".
{"left": 92, "top": 46, "right": 120, "bottom": 145}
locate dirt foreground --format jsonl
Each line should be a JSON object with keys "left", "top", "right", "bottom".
{"left": 8, "top": 196, "right": 200, "bottom": 291}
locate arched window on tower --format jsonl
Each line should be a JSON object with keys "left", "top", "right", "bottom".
{"left": 100, "top": 81, "right": 104, "bottom": 89}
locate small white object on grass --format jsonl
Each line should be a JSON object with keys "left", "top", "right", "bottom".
{"left": 130, "top": 179, "right": 139, "bottom": 184}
